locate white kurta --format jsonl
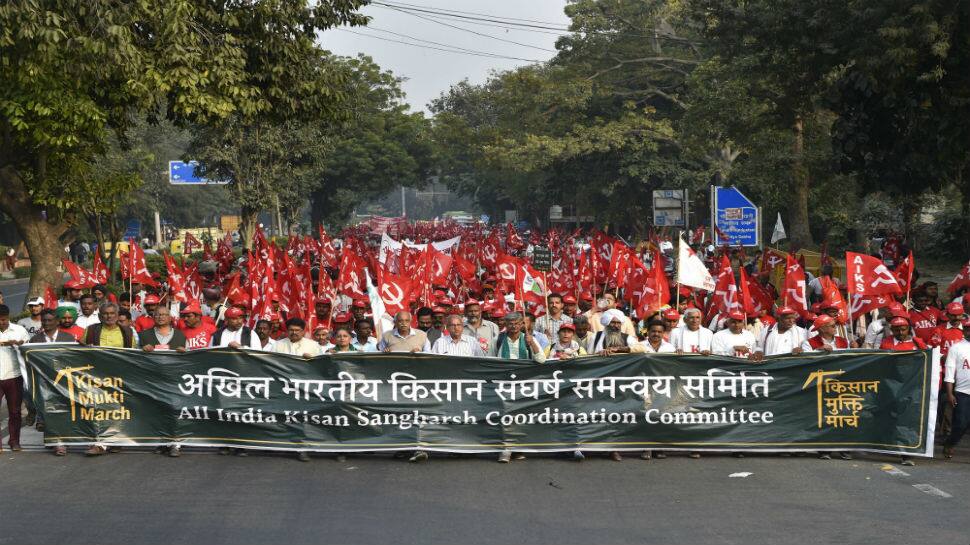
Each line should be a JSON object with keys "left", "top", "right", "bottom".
{"left": 757, "top": 325, "right": 808, "bottom": 356}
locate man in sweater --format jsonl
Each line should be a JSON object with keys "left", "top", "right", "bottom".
{"left": 139, "top": 306, "right": 187, "bottom": 352}
{"left": 379, "top": 311, "right": 430, "bottom": 352}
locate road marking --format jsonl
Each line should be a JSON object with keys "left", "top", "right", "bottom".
{"left": 728, "top": 472, "right": 753, "bottom": 478}
{"left": 912, "top": 484, "right": 952, "bottom": 498}
{"left": 880, "top": 464, "right": 910, "bottom": 477}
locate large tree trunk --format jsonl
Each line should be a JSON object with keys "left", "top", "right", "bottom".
{"left": 789, "top": 115, "right": 814, "bottom": 248}
{"left": 0, "top": 166, "right": 71, "bottom": 302}
{"left": 238, "top": 204, "right": 259, "bottom": 250}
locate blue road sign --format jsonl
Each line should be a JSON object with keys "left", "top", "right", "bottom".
{"left": 168, "top": 161, "right": 227, "bottom": 185}
{"left": 123, "top": 219, "right": 141, "bottom": 241}
{"left": 712, "top": 186, "right": 760, "bottom": 247}
{"left": 480, "top": 214, "right": 490, "bottom": 224}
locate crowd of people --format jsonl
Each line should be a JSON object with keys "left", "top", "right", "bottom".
{"left": 0, "top": 224, "right": 968, "bottom": 465}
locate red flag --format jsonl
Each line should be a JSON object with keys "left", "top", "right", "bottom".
{"left": 318, "top": 225, "right": 337, "bottom": 269}
{"left": 121, "top": 241, "right": 158, "bottom": 286}
{"left": 709, "top": 254, "right": 741, "bottom": 318}
{"left": 782, "top": 254, "right": 810, "bottom": 318}
{"left": 337, "top": 247, "right": 368, "bottom": 300}
{"left": 590, "top": 231, "right": 614, "bottom": 283}
{"left": 948, "top": 259, "right": 970, "bottom": 294}
{"left": 496, "top": 253, "right": 522, "bottom": 291}
{"left": 515, "top": 261, "right": 547, "bottom": 307}
{"left": 224, "top": 272, "right": 246, "bottom": 304}
{"left": 608, "top": 241, "right": 634, "bottom": 288}
{"left": 379, "top": 271, "right": 414, "bottom": 315}
{"left": 92, "top": 251, "right": 108, "bottom": 284}
{"left": 739, "top": 266, "right": 761, "bottom": 316}
{"left": 184, "top": 232, "right": 202, "bottom": 255}
{"left": 44, "top": 284, "right": 58, "bottom": 310}
{"left": 846, "top": 252, "right": 903, "bottom": 296}
{"left": 480, "top": 231, "right": 502, "bottom": 271}
{"left": 506, "top": 223, "right": 524, "bottom": 251}
{"left": 820, "top": 276, "right": 848, "bottom": 324}
{"left": 453, "top": 252, "right": 477, "bottom": 283}
{"left": 762, "top": 248, "right": 786, "bottom": 272}
{"left": 61, "top": 259, "right": 98, "bottom": 288}
{"left": 893, "top": 250, "right": 915, "bottom": 293}
{"left": 163, "top": 252, "right": 187, "bottom": 303}
{"left": 849, "top": 293, "right": 893, "bottom": 316}
{"left": 427, "top": 246, "right": 453, "bottom": 286}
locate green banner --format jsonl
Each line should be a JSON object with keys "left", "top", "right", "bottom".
{"left": 20, "top": 346, "right": 938, "bottom": 455}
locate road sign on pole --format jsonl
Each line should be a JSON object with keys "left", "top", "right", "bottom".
{"left": 652, "top": 189, "right": 688, "bottom": 227}
{"left": 711, "top": 186, "right": 760, "bottom": 247}
{"left": 168, "top": 161, "right": 228, "bottom": 185}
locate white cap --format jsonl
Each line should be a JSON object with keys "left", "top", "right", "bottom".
{"left": 27, "top": 297, "right": 45, "bottom": 306}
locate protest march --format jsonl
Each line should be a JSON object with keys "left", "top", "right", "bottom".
{"left": 1, "top": 221, "right": 965, "bottom": 465}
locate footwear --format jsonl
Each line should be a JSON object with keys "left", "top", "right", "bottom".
{"left": 640, "top": 450, "right": 652, "bottom": 460}
{"left": 818, "top": 452, "right": 831, "bottom": 460}
{"left": 218, "top": 447, "right": 231, "bottom": 456}
{"left": 943, "top": 446, "right": 954, "bottom": 459}
{"left": 573, "top": 450, "right": 585, "bottom": 462}
{"left": 512, "top": 453, "right": 526, "bottom": 461}
{"left": 409, "top": 451, "right": 429, "bottom": 463}
{"left": 900, "top": 457, "right": 915, "bottom": 467}
{"left": 838, "top": 452, "right": 853, "bottom": 460}
{"left": 10, "top": 443, "right": 22, "bottom": 452}
{"left": 85, "top": 445, "right": 107, "bottom": 456}
{"left": 53, "top": 446, "right": 67, "bottom": 456}
{"left": 497, "top": 450, "right": 512, "bottom": 463}
{"left": 688, "top": 452, "right": 701, "bottom": 459}
{"left": 24, "top": 411, "right": 36, "bottom": 427}
{"left": 610, "top": 451, "right": 623, "bottom": 462}
{"left": 168, "top": 446, "right": 181, "bottom": 458}
{"left": 107, "top": 446, "right": 121, "bottom": 453}
{"left": 297, "top": 452, "right": 310, "bottom": 462}
{"left": 154, "top": 446, "right": 167, "bottom": 455}
{"left": 654, "top": 451, "right": 667, "bottom": 459}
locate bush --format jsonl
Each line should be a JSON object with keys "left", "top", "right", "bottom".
{"left": 14, "top": 266, "right": 30, "bottom": 278}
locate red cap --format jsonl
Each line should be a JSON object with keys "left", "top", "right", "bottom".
{"left": 315, "top": 296, "right": 332, "bottom": 304}
{"left": 64, "top": 280, "right": 82, "bottom": 289}
{"left": 224, "top": 307, "right": 243, "bottom": 319}
{"left": 448, "top": 307, "right": 463, "bottom": 315}
{"left": 144, "top": 295, "right": 160, "bottom": 305}
{"left": 431, "top": 306, "right": 446, "bottom": 314}
{"left": 727, "top": 310, "right": 746, "bottom": 321}
{"left": 580, "top": 291, "right": 594, "bottom": 301}
{"left": 333, "top": 312, "right": 353, "bottom": 323}
{"left": 946, "top": 302, "right": 965, "bottom": 316}
{"left": 491, "top": 307, "right": 507, "bottom": 318}
{"left": 662, "top": 309, "right": 680, "bottom": 321}
{"left": 820, "top": 301, "right": 840, "bottom": 311}
{"left": 438, "top": 298, "right": 454, "bottom": 306}
{"left": 776, "top": 306, "right": 798, "bottom": 316}
{"left": 182, "top": 301, "right": 202, "bottom": 315}
{"left": 558, "top": 323, "right": 576, "bottom": 331}
{"left": 889, "top": 307, "right": 909, "bottom": 319}
{"left": 268, "top": 311, "right": 282, "bottom": 321}
{"left": 890, "top": 316, "right": 909, "bottom": 327}
{"left": 352, "top": 300, "right": 368, "bottom": 309}
{"left": 464, "top": 299, "right": 481, "bottom": 307}
{"left": 562, "top": 295, "right": 577, "bottom": 304}
{"left": 813, "top": 315, "right": 834, "bottom": 329}
{"left": 679, "top": 286, "right": 693, "bottom": 297}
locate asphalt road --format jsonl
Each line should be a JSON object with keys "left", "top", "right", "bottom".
{"left": 0, "top": 277, "right": 29, "bottom": 313}
{"left": 0, "top": 444, "right": 968, "bottom": 545}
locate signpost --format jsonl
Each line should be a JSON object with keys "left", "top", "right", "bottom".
{"left": 652, "top": 189, "right": 688, "bottom": 227}
{"left": 711, "top": 186, "right": 761, "bottom": 247}
{"left": 168, "top": 161, "right": 228, "bottom": 185}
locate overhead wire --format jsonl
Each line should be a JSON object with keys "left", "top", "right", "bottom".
{"left": 368, "top": 7, "right": 556, "bottom": 53}
{"left": 334, "top": 28, "right": 545, "bottom": 62}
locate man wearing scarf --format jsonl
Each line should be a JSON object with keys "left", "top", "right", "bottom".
{"left": 491, "top": 312, "right": 545, "bottom": 362}
{"left": 591, "top": 309, "right": 637, "bottom": 355}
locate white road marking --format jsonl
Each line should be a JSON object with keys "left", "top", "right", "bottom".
{"left": 728, "top": 472, "right": 752, "bottom": 478}
{"left": 880, "top": 464, "right": 910, "bottom": 477}
{"left": 912, "top": 484, "right": 952, "bottom": 498}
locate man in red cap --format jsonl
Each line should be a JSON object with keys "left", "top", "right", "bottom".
{"left": 864, "top": 303, "right": 905, "bottom": 348}
{"left": 133, "top": 294, "right": 160, "bottom": 332}
{"left": 464, "top": 299, "right": 498, "bottom": 354}
{"left": 306, "top": 296, "right": 333, "bottom": 335}
{"left": 801, "top": 315, "right": 848, "bottom": 352}
{"left": 179, "top": 301, "right": 215, "bottom": 350}
{"left": 711, "top": 311, "right": 756, "bottom": 358}
{"left": 351, "top": 300, "right": 369, "bottom": 323}
{"left": 671, "top": 307, "right": 713, "bottom": 355}
{"left": 752, "top": 307, "right": 807, "bottom": 361}
{"left": 209, "top": 306, "right": 260, "bottom": 349}
{"left": 932, "top": 302, "right": 966, "bottom": 358}
{"left": 661, "top": 308, "right": 681, "bottom": 336}
{"left": 562, "top": 294, "right": 579, "bottom": 318}
{"left": 909, "top": 290, "right": 944, "bottom": 343}
{"left": 59, "top": 279, "right": 84, "bottom": 310}
{"left": 879, "top": 316, "right": 927, "bottom": 350}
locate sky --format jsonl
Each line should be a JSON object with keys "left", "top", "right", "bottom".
{"left": 318, "top": 0, "right": 570, "bottom": 113}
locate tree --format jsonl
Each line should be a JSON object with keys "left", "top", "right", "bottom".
{"left": 0, "top": 0, "right": 367, "bottom": 297}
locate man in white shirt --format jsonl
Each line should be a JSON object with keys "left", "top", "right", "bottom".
{"left": 711, "top": 311, "right": 757, "bottom": 358}
{"left": 670, "top": 308, "right": 713, "bottom": 355}
{"left": 640, "top": 320, "right": 675, "bottom": 353}
{"left": 464, "top": 300, "right": 499, "bottom": 355}
{"left": 0, "top": 304, "right": 30, "bottom": 451}
{"left": 535, "top": 293, "right": 573, "bottom": 340}
{"left": 274, "top": 318, "right": 321, "bottom": 359}
{"left": 75, "top": 294, "right": 101, "bottom": 329}
{"left": 491, "top": 312, "right": 546, "bottom": 363}
{"left": 801, "top": 315, "right": 850, "bottom": 352}
{"left": 943, "top": 320, "right": 970, "bottom": 459}
{"left": 752, "top": 307, "right": 807, "bottom": 361}
{"left": 591, "top": 309, "right": 638, "bottom": 355}
{"left": 432, "top": 315, "right": 486, "bottom": 357}
{"left": 209, "top": 307, "right": 261, "bottom": 349}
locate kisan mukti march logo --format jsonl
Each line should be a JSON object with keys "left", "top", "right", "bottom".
{"left": 54, "top": 365, "right": 131, "bottom": 422}
{"left": 802, "top": 370, "right": 878, "bottom": 429}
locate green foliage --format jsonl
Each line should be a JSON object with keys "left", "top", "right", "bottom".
{"left": 14, "top": 266, "right": 30, "bottom": 279}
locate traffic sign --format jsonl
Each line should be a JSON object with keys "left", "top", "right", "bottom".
{"left": 711, "top": 186, "right": 760, "bottom": 247}
{"left": 652, "top": 189, "right": 687, "bottom": 227}
{"left": 168, "top": 161, "right": 228, "bottom": 185}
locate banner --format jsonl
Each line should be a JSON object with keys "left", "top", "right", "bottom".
{"left": 20, "top": 346, "right": 937, "bottom": 456}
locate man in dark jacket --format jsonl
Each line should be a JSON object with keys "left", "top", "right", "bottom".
{"left": 29, "top": 308, "right": 76, "bottom": 454}
{"left": 139, "top": 306, "right": 187, "bottom": 352}
{"left": 83, "top": 302, "right": 133, "bottom": 348}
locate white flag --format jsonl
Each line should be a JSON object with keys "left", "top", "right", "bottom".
{"left": 771, "top": 213, "right": 787, "bottom": 244}
{"left": 365, "top": 270, "right": 393, "bottom": 338}
{"left": 677, "top": 234, "right": 715, "bottom": 291}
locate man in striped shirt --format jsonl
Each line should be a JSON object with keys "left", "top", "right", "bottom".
{"left": 431, "top": 315, "right": 486, "bottom": 357}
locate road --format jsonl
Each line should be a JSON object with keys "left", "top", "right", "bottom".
{"left": 0, "top": 277, "right": 29, "bottom": 313}
{"left": 0, "top": 440, "right": 968, "bottom": 544}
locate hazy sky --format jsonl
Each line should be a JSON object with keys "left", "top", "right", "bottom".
{"left": 319, "top": 0, "right": 570, "bottom": 113}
